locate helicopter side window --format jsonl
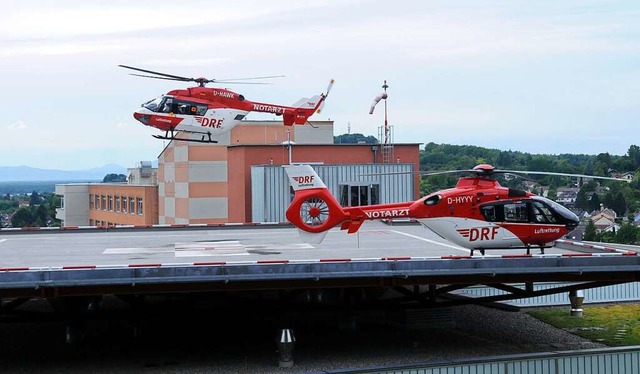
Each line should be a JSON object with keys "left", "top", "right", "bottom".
{"left": 161, "top": 98, "right": 173, "bottom": 113}
{"left": 172, "top": 100, "right": 207, "bottom": 116}
{"left": 481, "top": 205, "right": 498, "bottom": 222}
{"left": 504, "top": 202, "right": 528, "bottom": 223}
{"left": 195, "top": 104, "right": 207, "bottom": 115}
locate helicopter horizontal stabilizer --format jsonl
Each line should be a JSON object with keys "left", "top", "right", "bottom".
{"left": 282, "top": 94, "right": 327, "bottom": 126}
{"left": 340, "top": 219, "right": 365, "bottom": 234}
{"left": 297, "top": 228, "right": 328, "bottom": 244}
{"left": 291, "top": 94, "right": 323, "bottom": 109}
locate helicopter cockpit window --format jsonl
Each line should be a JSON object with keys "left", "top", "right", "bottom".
{"left": 143, "top": 96, "right": 165, "bottom": 112}
{"left": 504, "top": 202, "right": 528, "bottom": 222}
{"left": 531, "top": 201, "right": 557, "bottom": 223}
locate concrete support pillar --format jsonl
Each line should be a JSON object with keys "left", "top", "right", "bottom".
{"left": 277, "top": 328, "right": 295, "bottom": 368}
{"left": 569, "top": 290, "right": 585, "bottom": 317}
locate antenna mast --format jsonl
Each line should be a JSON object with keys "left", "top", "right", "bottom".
{"left": 382, "top": 80, "right": 389, "bottom": 144}
{"left": 369, "top": 80, "right": 394, "bottom": 163}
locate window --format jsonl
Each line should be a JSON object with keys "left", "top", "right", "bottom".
{"left": 137, "top": 198, "right": 143, "bottom": 215}
{"left": 108, "top": 196, "right": 113, "bottom": 211}
{"left": 94, "top": 195, "right": 99, "bottom": 210}
{"left": 89, "top": 194, "right": 94, "bottom": 209}
{"left": 481, "top": 205, "right": 498, "bottom": 222}
{"left": 101, "top": 195, "right": 106, "bottom": 210}
{"left": 115, "top": 197, "right": 120, "bottom": 212}
{"left": 130, "top": 197, "right": 135, "bottom": 214}
{"left": 504, "top": 202, "right": 528, "bottom": 222}
{"left": 159, "top": 97, "right": 208, "bottom": 115}
{"left": 531, "top": 201, "right": 557, "bottom": 223}
{"left": 121, "top": 197, "right": 127, "bottom": 213}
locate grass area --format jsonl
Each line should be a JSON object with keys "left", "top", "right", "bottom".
{"left": 528, "top": 304, "right": 640, "bottom": 346}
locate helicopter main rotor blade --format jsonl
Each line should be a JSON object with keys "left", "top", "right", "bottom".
{"left": 212, "top": 81, "right": 272, "bottom": 85}
{"left": 129, "top": 73, "right": 191, "bottom": 82}
{"left": 119, "top": 65, "right": 192, "bottom": 81}
{"left": 495, "top": 169, "right": 629, "bottom": 182}
{"left": 359, "top": 169, "right": 470, "bottom": 177}
{"left": 214, "top": 75, "right": 285, "bottom": 82}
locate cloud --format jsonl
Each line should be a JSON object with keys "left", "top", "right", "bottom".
{"left": 7, "top": 120, "right": 26, "bottom": 130}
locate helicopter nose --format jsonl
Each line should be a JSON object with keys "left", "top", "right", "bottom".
{"left": 565, "top": 213, "right": 579, "bottom": 230}
{"left": 133, "top": 111, "right": 151, "bottom": 125}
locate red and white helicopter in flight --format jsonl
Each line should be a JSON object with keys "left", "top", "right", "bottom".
{"left": 120, "top": 65, "right": 333, "bottom": 143}
{"left": 284, "top": 164, "right": 626, "bottom": 255}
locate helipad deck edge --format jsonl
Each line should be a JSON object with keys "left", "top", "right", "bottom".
{"left": 1, "top": 256, "right": 639, "bottom": 298}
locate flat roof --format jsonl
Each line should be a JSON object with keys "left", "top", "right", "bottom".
{"left": 0, "top": 221, "right": 638, "bottom": 298}
{"left": 228, "top": 143, "right": 423, "bottom": 148}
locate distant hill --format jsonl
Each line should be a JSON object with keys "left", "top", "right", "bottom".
{"left": 0, "top": 164, "right": 127, "bottom": 182}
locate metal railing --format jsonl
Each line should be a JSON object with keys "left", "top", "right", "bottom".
{"left": 327, "top": 346, "right": 640, "bottom": 374}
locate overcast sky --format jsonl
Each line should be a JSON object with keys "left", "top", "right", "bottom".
{"left": 1, "top": 0, "right": 639, "bottom": 170}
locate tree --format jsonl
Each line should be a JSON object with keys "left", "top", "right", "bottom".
{"left": 496, "top": 151, "right": 513, "bottom": 168}
{"left": 334, "top": 133, "right": 378, "bottom": 144}
{"left": 11, "top": 207, "right": 33, "bottom": 228}
{"left": 29, "top": 191, "right": 41, "bottom": 206}
{"left": 35, "top": 204, "right": 48, "bottom": 227}
{"left": 103, "top": 174, "right": 127, "bottom": 183}
{"left": 628, "top": 145, "right": 640, "bottom": 169}
{"left": 575, "top": 188, "right": 588, "bottom": 209}
{"left": 583, "top": 220, "right": 597, "bottom": 241}
{"left": 615, "top": 223, "right": 638, "bottom": 244}
{"left": 587, "top": 193, "right": 601, "bottom": 212}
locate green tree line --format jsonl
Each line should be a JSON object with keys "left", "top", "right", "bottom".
{"left": 419, "top": 143, "right": 640, "bottom": 215}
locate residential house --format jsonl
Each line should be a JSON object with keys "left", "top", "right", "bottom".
{"left": 590, "top": 207, "right": 619, "bottom": 233}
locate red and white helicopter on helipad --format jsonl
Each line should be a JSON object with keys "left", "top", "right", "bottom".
{"left": 284, "top": 163, "right": 626, "bottom": 255}
{"left": 120, "top": 65, "right": 333, "bottom": 143}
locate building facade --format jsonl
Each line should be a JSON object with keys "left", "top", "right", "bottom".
{"left": 158, "top": 120, "right": 421, "bottom": 224}
{"left": 56, "top": 164, "right": 159, "bottom": 227}
{"left": 87, "top": 184, "right": 158, "bottom": 226}
{"left": 57, "top": 120, "right": 421, "bottom": 227}
{"left": 158, "top": 120, "right": 336, "bottom": 224}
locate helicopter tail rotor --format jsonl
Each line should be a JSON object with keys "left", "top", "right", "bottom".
{"left": 282, "top": 79, "right": 335, "bottom": 126}
{"left": 284, "top": 165, "right": 349, "bottom": 240}
{"left": 316, "top": 79, "right": 335, "bottom": 114}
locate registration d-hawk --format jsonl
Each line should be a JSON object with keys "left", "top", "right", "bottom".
{"left": 120, "top": 65, "right": 333, "bottom": 143}
{"left": 284, "top": 164, "right": 626, "bottom": 255}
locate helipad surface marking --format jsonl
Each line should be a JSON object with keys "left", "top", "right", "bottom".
{"left": 389, "top": 230, "right": 469, "bottom": 252}
{"left": 103, "top": 248, "right": 173, "bottom": 254}
{"left": 103, "top": 241, "right": 314, "bottom": 257}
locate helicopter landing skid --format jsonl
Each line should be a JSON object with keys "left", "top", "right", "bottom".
{"left": 152, "top": 131, "right": 218, "bottom": 144}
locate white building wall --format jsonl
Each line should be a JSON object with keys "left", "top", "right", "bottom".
{"left": 187, "top": 162, "right": 228, "bottom": 183}
{"left": 189, "top": 198, "right": 228, "bottom": 219}
{"left": 294, "top": 122, "right": 334, "bottom": 144}
{"left": 54, "top": 184, "right": 90, "bottom": 226}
